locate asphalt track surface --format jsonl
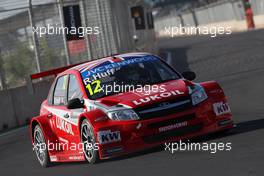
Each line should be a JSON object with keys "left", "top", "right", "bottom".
{"left": 1, "top": 29, "right": 264, "bottom": 176}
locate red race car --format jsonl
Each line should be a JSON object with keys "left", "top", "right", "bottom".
{"left": 30, "top": 53, "right": 233, "bottom": 167}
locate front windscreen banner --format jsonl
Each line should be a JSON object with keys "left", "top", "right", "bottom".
{"left": 63, "top": 5, "right": 82, "bottom": 41}
{"left": 131, "top": 6, "right": 146, "bottom": 30}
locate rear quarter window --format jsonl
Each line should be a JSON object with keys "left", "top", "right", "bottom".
{"left": 53, "top": 75, "right": 68, "bottom": 106}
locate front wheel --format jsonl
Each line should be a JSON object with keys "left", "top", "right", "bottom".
{"left": 33, "top": 125, "right": 51, "bottom": 167}
{"left": 81, "top": 119, "right": 99, "bottom": 164}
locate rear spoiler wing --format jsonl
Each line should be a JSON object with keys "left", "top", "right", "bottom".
{"left": 28, "top": 54, "right": 119, "bottom": 92}
{"left": 30, "top": 62, "right": 85, "bottom": 80}
{"left": 30, "top": 54, "right": 119, "bottom": 80}
{"left": 28, "top": 61, "right": 87, "bottom": 94}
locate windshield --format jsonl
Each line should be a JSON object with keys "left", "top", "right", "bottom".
{"left": 80, "top": 55, "right": 181, "bottom": 100}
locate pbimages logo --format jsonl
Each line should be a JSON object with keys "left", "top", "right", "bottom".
{"left": 165, "top": 140, "right": 232, "bottom": 154}
{"left": 164, "top": 24, "right": 232, "bottom": 38}
{"left": 33, "top": 140, "right": 99, "bottom": 153}
{"left": 31, "top": 24, "right": 100, "bottom": 37}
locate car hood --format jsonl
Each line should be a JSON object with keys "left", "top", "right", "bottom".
{"left": 97, "top": 79, "right": 193, "bottom": 109}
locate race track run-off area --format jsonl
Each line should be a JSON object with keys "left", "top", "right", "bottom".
{"left": 1, "top": 30, "right": 264, "bottom": 176}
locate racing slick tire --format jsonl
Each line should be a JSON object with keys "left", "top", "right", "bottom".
{"left": 81, "top": 119, "right": 99, "bottom": 164}
{"left": 33, "top": 125, "right": 51, "bottom": 168}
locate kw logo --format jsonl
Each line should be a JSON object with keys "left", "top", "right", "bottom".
{"left": 213, "top": 102, "right": 230, "bottom": 116}
{"left": 97, "top": 130, "right": 121, "bottom": 144}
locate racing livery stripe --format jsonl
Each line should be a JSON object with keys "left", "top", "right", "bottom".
{"left": 44, "top": 106, "right": 78, "bottom": 126}
{"left": 80, "top": 58, "right": 110, "bottom": 73}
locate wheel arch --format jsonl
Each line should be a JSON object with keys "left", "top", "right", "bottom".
{"left": 78, "top": 109, "right": 107, "bottom": 130}
{"left": 30, "top": 119, "right": 40, "bottom": 143}
{"left": 78, "top": 116, "right": 87, "bottom": 133}
{"left": 200, "top": 81, "right": 226, "bottom": 97}
{"left": 30, "top": 115, "right": 58, "bottom": 145}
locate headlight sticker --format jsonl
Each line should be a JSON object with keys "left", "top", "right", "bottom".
{"left": 189, "top": 85, "right": 208, "bottom": 105}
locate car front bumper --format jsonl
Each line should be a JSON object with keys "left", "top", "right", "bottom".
{"left": 95, "top": 98, "right": 233, "bottom": 159}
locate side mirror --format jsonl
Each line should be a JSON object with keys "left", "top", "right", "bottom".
{"left": 67, "top": 98, "right": 84, "bottom": 109}
{"left": 182, "top": 71, "right": 196, "bottom": 81}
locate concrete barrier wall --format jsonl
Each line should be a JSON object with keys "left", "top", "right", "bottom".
{"left": 251, "top": 0, "right": 264, "bottom": 15}
{"left": 182, "top": 13, "right": 195, "bottom": 26}
{"left": 195, "top": 2, "right": 238, "bottom": 25}
{"left": 0, "top": 90, "right": 17, "bottom": 131}
{"left": 0, "top": 80, "right": 52, "bottom": 131}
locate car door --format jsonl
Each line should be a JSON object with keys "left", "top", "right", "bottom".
{"left": 66, "top": 74, "right": 86, "bottom": 146}
{"left": 50, "top": 75, "right": 77, "bottom": 149}
{"left": 49, "top": 74, "right": 86, "bottom": 158}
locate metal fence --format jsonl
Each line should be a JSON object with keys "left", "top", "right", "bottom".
{"left": 0, "top": 0, "right": 157, "bottom": 131}
{"left": 0, "top": 0, "right": 146, "bottom": 89}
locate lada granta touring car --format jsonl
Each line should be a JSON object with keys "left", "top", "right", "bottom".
{"left": 30, "top": 53, "right": 233, "bottom": 167}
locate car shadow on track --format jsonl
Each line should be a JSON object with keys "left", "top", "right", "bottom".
{"left": 53, "top": 118, "right": 264, "bottom": 166}
{"left": 223, "top": 118, "right": 264, "bottom": 136}
{"left": 189, "top": 118, "right": 264, "bottom": 142}
{"left": 104, "top": 118, "right": 264, "bottom": 163}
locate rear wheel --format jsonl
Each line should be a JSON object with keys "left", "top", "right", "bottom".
{"left": 81, "top": 119, "right": 99, "bottom": 164}
{"left": 33, "top": 125, "right": 51, "bottom": 167}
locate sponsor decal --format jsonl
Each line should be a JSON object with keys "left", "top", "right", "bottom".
{"left": 84, "top": 80, "right": 103, "bottom": 96}
{"left": 69, "top": 156, "right": 84, "bottom": 160}
{"left": 50, "top": 155, "right": 58, "bottom": 162}
{"left": 81, "top": 55, "right": 159, "bottom": 96}
{"left": 81, "top": 55, "right": 157, "bottom": 76}
{"left": 83, "top": 68, "right": 118, "bottom": 85}
{"left": 97, "top": 130, "right": 121, "bottom": 144}
{"left": 105, "top": 146, "right": 123, "bottom": 154}
{"left": 159, "top": 121, "right": 188, "bottom": 132}
{"left": 132, "top": 90, "right": 184, "bottom": 105}
{"left": 133, "top": 85, "right": 166, "bottom": 96}
{"left": 209, "top": 89, "right": 223, "bottom": 94}
{"left": 213, "top": 102, "right": 230, "bottom": 116}
{"left": 56, "top": 116, "right": 74, "bottom": 135}
{"left": 45, "top": 106, "right": 78, "bottom": 125}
